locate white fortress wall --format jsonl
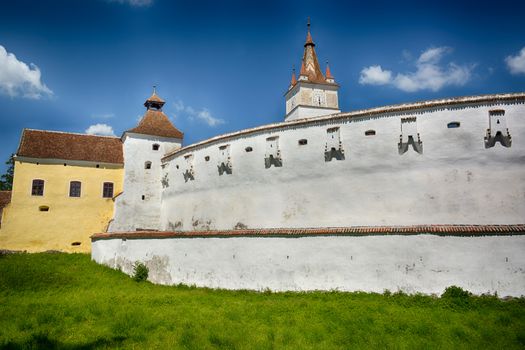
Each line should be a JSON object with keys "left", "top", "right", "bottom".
{"left": 108, "top": 133, "right": 181, "bottom": 232}
{"left": 160, "top": 96, "right": 525, "bottom": 231}
{"left": 91, "top": 233, "right": 525, "bottom": 296}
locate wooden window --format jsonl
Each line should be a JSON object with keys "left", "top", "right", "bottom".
{"left": 69, "top": 181, "right": 81, "bottom": 197}
{"left": 31, "top": 179, "right": 44, "bottom": 196}
{"left": 152, "top": 144, "right": 160, "bottom": 151}
{"left": 102, "top": 182, "right": 114, "bottom": 198}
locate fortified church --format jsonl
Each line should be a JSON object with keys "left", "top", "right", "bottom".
{"left": 1, "top": 23, "right": 524, "bottom": 296}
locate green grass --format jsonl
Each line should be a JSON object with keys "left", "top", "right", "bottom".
{"left": 0, "top": 253, "right": 524, "bottom": 349}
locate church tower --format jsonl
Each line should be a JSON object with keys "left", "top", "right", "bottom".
{"left": 108, "top": 88, "right": 183, "bottom": 232}
{"left": 285, "top": 20, "right": 340, "bottom": 121}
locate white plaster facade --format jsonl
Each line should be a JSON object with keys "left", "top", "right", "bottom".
{"left": 108, "top": 133, "right": 181, "bottom": 232}
{"left": 160, "top": 95, "right": 525, "bottom": 231}
{"left": 92, "top": 234, "right": 525, "bottom": 297}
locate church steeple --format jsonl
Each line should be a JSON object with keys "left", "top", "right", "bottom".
{"left": 144, "top": 86, "right": 165, "bottom": 111}
{"left": 299, "top": 18, "right": 326, "bottom": 84}
{"left": 284, "top": 19, "right": 340, "bottom": 121}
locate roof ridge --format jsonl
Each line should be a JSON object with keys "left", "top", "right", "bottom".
{"left": 23, "top": 128, "right": 120, "bottom": 139}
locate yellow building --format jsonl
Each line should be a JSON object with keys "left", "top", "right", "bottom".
{"left": 0, "top": 129, "right": 124, "bottom": 252}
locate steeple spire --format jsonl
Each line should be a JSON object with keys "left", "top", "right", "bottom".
{"left": 325, "top": 61, "right": 335, "bottom": 83}
{"left": 290, "top": 67, "right": 297, "bottom": 87}
{"left": 305, "top": 17, "right": 314, "bottom": 46}
{"left": 300, "top": 18, "right": 325, "bottom": 83}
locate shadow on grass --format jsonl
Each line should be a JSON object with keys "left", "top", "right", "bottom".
{"left": 1, "top": 333, "right": 127, "bottom": 350}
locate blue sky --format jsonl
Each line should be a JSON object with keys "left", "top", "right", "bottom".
{"left": 1, "top": 0, "right": 524, "bottom": 174}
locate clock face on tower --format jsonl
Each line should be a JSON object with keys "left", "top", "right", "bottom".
{"left": 313, "top": 90, "right": 325, "bottom": 107}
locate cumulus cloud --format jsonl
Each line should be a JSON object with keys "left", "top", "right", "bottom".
{"left": 173, "top": 99, "right": 225, "bottom": 127}
{"left": 0, "top": 45, "right": 53, "bottom": 99}
{"left": 85, "top": 123, "right": 115, "bottom": 136}
{"left": 359, "top": 65, "right": 392, "bottom": 85}
{"left": 359, "top": 47, "right": 475, "bottom": 92}
{"left": 505, "top": 47, "right": 525, "bottom": 75}
{"left": 108, "top": 0, "right": 153, "bottom": 6}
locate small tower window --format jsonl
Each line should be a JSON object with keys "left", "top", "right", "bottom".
{"left": 152, "top": 144, "right": 160, "bottom": 151}
{"left": 298, "top": 139, "right": 308, "bottom": 145}
{"left": 145, "top": 161, "right": 152, "bottom": 169}
{"left": 69, "top": 181, "right": 81, "bottom": 197}
{"left": 102, "top": 182, "right": 114, "bottom": 198}
{"left": 447, "top": 122, "right": 461, "bottom": 128}
{"left": 245, "top": 147, "right": 253, "bottom": 152}
{"left": 39, "top": 206, "right": 50, "bottom": 212}
{"left": 31, "top": 179, "right": 44, "bottom": 196}
{"left": 365, "top": 130, "right": 376, "bottom": 136}
{"left": 205, "top": 156, "right": 210, "bottom": 161}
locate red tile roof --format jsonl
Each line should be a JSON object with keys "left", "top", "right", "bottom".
{"left": 127, "top": 109, "right": 184, "bottom": 139}
{"left": 17, "top": 129, "right": 124, "bottom": 164}
{"left": 298, "top": 24, "right": 334, "bottom": 85}
{"left": 0, "top": 191, "right": 11, "bottom": 210}
{"left": 92, "top": 224, "right": 525, "bottom": 241}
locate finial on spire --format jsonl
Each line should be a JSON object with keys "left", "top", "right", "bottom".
{"left": 153, "top": 85, "right": 157, "bottom": 95}
{"left": 305, "top": 17, "right": 314, "bottom": 46}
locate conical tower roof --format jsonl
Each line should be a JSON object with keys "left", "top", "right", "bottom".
{"left": 299, "top": 19, "right": 328, "bottom": 84}
{"left": 127, "top": 88, "right": 183, "bottom": 139}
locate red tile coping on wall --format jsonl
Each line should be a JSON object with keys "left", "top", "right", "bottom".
{"left": 91, "top": 225, "right": 525, "bottom": 241}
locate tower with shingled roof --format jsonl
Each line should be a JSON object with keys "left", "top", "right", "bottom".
{"left": 285, "top": 19, "right": 340, "bottom": 121}
{"left": 108, "top": 87, "right": 183, "bottom": 232}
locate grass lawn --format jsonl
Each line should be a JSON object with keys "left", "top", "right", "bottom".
{"left": 0, "top": 253, "right": 524, "bottom": 349}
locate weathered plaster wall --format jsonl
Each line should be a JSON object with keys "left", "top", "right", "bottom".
{"left": 108, "top": 133, "right": 180, "bottom": 232}
{"left": 0, "top": 160, "right": 123, "bottom": 252}
{"left": 161, "top": 100, "right": 525, "bottom": 231}
{"left": 92, "top": 234, "right": 525, "bottom": 296}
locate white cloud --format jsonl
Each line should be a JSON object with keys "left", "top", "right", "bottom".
{"left": 172, "top": 100, "right": 225, "bottom": 127}
{"left": 359, "top": 65, "right": 393, "bottom": 85}
{"left": 0, "top": 45, "right": 53, "bottom": 99}
{"left": 109, "top": 0, "right": 153, "bottom": 7}
{"left": 505, "top": 47, "right": 525, "bottom": 75}
{"left": 359, "top": 47, "right": 475, "bottom": 92}
{"left": 85, "top": 123, "right": 115, "bottom": 136}
{"left": 195, "top": 109, "right": 224, "bottom": 127}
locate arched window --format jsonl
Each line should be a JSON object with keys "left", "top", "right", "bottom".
{"left": 145, "top": 161, "right": 152, "bottom": 169}
{"left": 152, "top": 144, "right": 160, "bottom": 151}
{"left": 31, "top": 179, "right": 44, "bottom": 196}
{"left": 69, "top": 181, "right": 81, "bottom": 197}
